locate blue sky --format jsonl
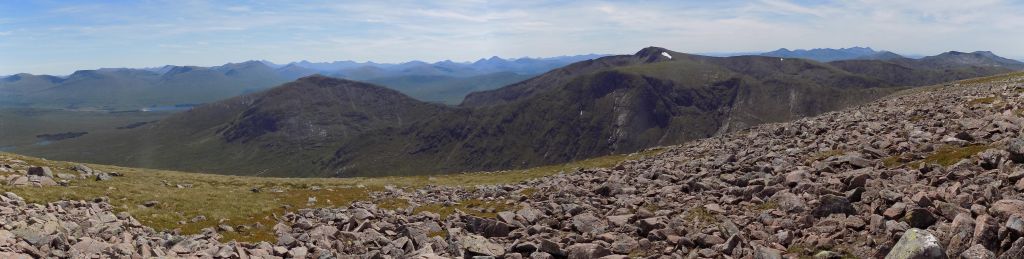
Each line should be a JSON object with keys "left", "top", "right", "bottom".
{"left": 1, "top": 0, "right": 1022, "bottom": 75}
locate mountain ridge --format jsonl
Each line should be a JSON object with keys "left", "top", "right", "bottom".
{"left": 760, "top": 47, "right": 892, "bottom": 62}
{"left": 19, "top": 46, "right": 1022, "bottom": 177}
{"left": 1, "top": 54, "right": 605, "bottom": 108}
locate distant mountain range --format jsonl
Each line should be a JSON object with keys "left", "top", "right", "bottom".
{"left": 262, "top": 54, "right": 606, "bottom": 80}
{"left": 759, "top": 47, "right": 1024, "bottom": 69}
{"left": 0, "top": 54, "right": 604, "bottom": 108}
{"left": 19, "top": 46, "right": 1023, "bottom": 177}
{"left": 0, "top": 61, "right": 290, "bottom": 110}
{"left": 760, "top": 47, "right": 905, "bottom": 62}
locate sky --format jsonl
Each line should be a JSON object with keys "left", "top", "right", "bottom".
{"left": 1, "top": 0, "right": 1023, "bottom": 75}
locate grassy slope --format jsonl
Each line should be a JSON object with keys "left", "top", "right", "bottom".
{"left": 0, "top": 148, "right": 663, "bottom": 242}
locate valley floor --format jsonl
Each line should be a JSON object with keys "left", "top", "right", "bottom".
{"left": 0, "top": 108, "right": 172, "bottom": 151}
{"left": 0, "top": 72, "right": 1022, "bottom": 258}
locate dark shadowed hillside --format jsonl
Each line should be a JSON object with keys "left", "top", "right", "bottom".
{"left": 19, "top": 47, "right": 1023, "bottom": 177}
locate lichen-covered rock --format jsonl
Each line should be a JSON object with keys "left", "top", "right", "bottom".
{"left": 884, "top": 228, "right": 946, "bottom": 259}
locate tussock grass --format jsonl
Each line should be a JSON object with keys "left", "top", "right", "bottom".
{"left": 412, "top": 199, "right": 518, "bottom": 219}
{"left": 919, "top": 145, "right": 988, "bottom": 167}
{"left": 882, "top": 155, "right": 906, "bottom": 168}
{"left": 804, "top": 149, "right": 844, "bottom": 165}
{"left": 751, "top": 201, "right": 779, "bottom": 212}
{"left": 968, "top": 97, "right": 997, "bottom": 105}
{"left": 376, "top": 197, "right": 411, "bottom": 211}
{"left": 518, "top": 187, "right": 539, "bottom": 197}
{"left": 0, "top": 148, "right": 663, "bottom": 243}
{"left": 684, "top": 207, "right": 717, "bottom": 227}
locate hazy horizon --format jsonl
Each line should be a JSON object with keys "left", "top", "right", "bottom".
{"left": 2, "top": 0, "right": 1023, "bottom": 75}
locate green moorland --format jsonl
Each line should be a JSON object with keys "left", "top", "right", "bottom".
{"left": 0, "top": 148, "right": 663, "bottom": 243}
{"left": 0, "top": 108, "right": 173, "bottom": 150}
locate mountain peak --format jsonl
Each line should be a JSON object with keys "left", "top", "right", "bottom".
{"left": 66, "top": 70, "right": 105, "bottom": 80}
{"left": 634, "top": 46, "right": 675, "bottom": 62}
{"left": 635, "top": 46, "right": 670, "bottom": 56}
{"left": 2, "top": 73, "right": 31, "bottom": 82}
{"left": 291, "top": 74, "right": 377, "bottom": 88}
{"left": 972, "top": 51, "right": 997, "bottom": 57}
{"left": 223, "top": 60, "right": 267, "bottom": 68}
{"left": 294, "top": 74, "right": 334, "bottom": 82}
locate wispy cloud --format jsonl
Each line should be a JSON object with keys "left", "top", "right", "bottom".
{"left": 0, "top": 0, "right": 1022, "bottom": 75}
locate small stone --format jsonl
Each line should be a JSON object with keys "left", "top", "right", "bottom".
{"left": 884, "top": 203, "right": 908, "bottom": 219}
{"left": 812, "top": 195, "right": 855, "bottom": 218}
{"left": 704, "top": 203, "right": 726, "bottom": 214}
{"left": 610, "top": 236, "right": 638, "bottom": 254}
{"left": 911, "top": 192, "right": 932, "bottom": 207}
{"left": 287, "top": 246, "right": 308, "bottom": 258}
{"left": 1008, "top": 138, "right": 1024, "bottom": 163}
{"left": 95, "top": 173, "right": 112, "bottom": 181}
{"left": 27, "top": 166, "right": 53, "bottom": 177}
{"left": 945, "top": 213, "right": 975, "bottom": 256}
{"left": 754, "top": 245, "right": 783, "bottom": 259}
{"left": 903, "top": 208, "right": 937, "bottom": 228}
{"left": 637, "top": 217, "right": 666, "bottom": 235}
{"left": 1007, "top": 215, "right": 1024, "bottom": 236}
{"left": 992, "top": 199, "right": 1024, "bottom": 218}
{"left": 460, "top": 233, "right": 505, "bottom": 257}
{"left": 972, "top": 215, "right": 999, "bottom": 251}
{"left": 72, "top": 164, "right": 93, "bottom": 174}
{"left": 959, "top": 244, "right": 994, "bottom": 259}
{"left": 564, "top": 243, "right": 611, "bottom": 259}
{"left": 571, "top": 213, "right": 606, "bottom": 234}
{"left": 785, "top": 170, "right": 806, "bottom": 187}
{"left": 1003, "top": 238, "right": 1024, "bottom": 259}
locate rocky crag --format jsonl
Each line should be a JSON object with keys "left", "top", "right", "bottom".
{"left": 1, "top": 74, "right": 1024, "bottom": 258}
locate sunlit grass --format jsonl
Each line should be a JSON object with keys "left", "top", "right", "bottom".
{"left": 968, "top": 97, "right": 996, "bottom": 105}
{"left": 919, "top": 145, "right": 988, "bottom": 167}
